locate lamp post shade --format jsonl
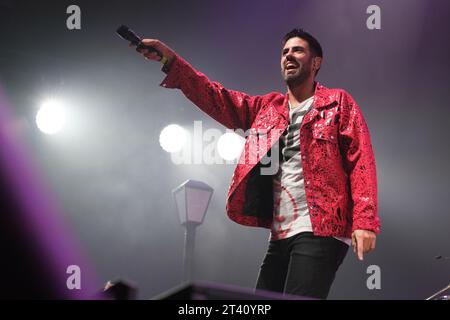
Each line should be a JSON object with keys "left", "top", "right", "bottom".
{"left": 173, "top": 180, "right": 214, "bottom": 226}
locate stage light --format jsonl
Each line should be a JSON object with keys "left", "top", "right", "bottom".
{"left": 36, "top": 99, "right": 66, "bottom": 135}
{"left": 159, "top": 124, "right": 187, "bottom": 153}
{"left": 217, "top": 132, "right": 244, "bottom": 161}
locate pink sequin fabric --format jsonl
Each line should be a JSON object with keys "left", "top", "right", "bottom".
{"left": 161, "top": 55, "right": 380, "bottom": 238}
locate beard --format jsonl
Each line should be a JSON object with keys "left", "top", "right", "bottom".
{"left": 281, "top": 58, "right": 314, "bottom": 87}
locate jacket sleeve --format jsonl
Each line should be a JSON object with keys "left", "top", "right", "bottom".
{"left": 159, "top": 54, "right": 264, "bottom": 131}
{"left": 338, "top": 91, "right": 380, "bottom": 234}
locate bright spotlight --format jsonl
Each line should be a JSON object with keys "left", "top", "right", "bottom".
{"left": 159, "top": 124, "right": 187, "bottom": 153}
{"left": 36, "top": 99, "right": 66, "bottom": 135}
{"left": 217, "top": 132, "right": 245, "bottom": 161}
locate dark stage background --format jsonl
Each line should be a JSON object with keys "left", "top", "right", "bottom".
{"left": 0, "top": 0, "right": 449, "bottom": 299}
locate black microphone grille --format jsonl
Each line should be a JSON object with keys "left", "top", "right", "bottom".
{"left": 116, "top": 25, "right": 141, "bottom": 45}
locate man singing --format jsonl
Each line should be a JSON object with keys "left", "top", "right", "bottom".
{"left": 131, "top": 28, "right": 380, "bottom": 299}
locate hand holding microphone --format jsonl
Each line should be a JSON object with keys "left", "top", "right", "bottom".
{"left": 116, "top": 25, "right": 175, "bottom": 66}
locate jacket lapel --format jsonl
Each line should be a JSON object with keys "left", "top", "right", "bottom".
{"left": 302, "top": 82, "right": 339, "bottom": 126}
{"left": 267, "top": 82, "right": 339, "bottom": 131}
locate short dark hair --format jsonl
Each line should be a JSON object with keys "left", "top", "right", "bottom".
{"left": 282, "top": 28, "right": 323, "bottom": 58}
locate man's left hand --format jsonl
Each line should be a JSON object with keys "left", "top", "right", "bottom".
{"left": 351, "top": 229, "right": 376, "bottom": 261}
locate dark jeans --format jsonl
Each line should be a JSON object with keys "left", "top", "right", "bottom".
{"left": 255, "top": 232, "right": 349, "bottom": 299}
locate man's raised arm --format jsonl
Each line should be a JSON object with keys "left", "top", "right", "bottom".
{"left": 133, "top": 39, "right": 265, "bottom": 131}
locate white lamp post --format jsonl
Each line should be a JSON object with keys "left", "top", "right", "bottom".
{"left": 172, "top": 180, "right": 214, "bottom": 282}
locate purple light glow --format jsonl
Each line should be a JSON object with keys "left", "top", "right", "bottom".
{"left": 0, "top": 86, "right": 101, "bottom": 299}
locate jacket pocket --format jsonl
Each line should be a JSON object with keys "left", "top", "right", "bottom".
{"left": 312, "top": 124, "right": 338, "bottom": 143}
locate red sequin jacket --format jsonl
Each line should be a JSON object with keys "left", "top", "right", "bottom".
{"left": 160, "top": 55, "right": 380, "bottom": 238}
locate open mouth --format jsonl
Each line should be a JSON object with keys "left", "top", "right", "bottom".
{"left": 285, "top": 63, "right": 298, "bottom": 71}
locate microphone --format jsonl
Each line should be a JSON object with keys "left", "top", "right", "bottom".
{"left": 116, "top": 25, "right": 168, "bottom": 64}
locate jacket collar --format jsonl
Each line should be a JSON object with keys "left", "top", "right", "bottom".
{"left": 277, "top": 82, "right": 338, "bottom": 123}
{"left": 312, "top": 82, "right": 338, "bottom": 109}
{"left": 283, "top": 81, "right": 337, "bottom": 110}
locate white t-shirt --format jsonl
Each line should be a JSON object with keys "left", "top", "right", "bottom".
{"left": 270, "top": 96, "right": 351, "bottom": 246}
